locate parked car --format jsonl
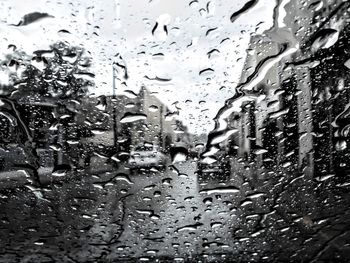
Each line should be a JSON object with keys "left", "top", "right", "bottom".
{"left": 197, "top": 155, "right": 231, "bottom": 184}
{"left": 0, "top": 145, "right": 38, "bottom": 189}
{"left": 127, "top": 144, "right": 166, "bottom": 170}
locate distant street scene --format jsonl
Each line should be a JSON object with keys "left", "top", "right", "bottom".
{"left": 1, "top": 0, "right": 350, "bottom": 262}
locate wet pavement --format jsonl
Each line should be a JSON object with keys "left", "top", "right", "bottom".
{"left": 0, "top": 159, "right": 350, "bottom": 262}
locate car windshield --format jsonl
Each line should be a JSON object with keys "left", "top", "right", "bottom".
{"left": 1, "top": 0, "right": 350, "bottom": 262}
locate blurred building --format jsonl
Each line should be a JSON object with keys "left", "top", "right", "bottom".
{"left": 226, "top": 0, "right": 350, "bottom": 178}
{"left": 76, "top": 86, "right": 191, "bottom": 164}
{"left": 227, "top": 35, "right": 283, "bottom": 173}
{"left": 281, "top": 0, "right": 350, "bottom": 176}
{"left": 309, "top": 22, "right": 350, "bottom": 176}
{"left": 0, "top": 82, "right": 192, "bottom": 177}
{"left": 136, "top": 86, "right": 179, "bottom": 150}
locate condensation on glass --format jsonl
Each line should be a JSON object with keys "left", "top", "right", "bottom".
{"left": 0, "top": 0, "right": 350, "bottom": 262}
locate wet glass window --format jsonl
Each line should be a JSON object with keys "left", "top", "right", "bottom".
{"left": 1, "top": 0, "right": 350, "bottom": 262}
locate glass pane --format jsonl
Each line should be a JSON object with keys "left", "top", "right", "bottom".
{"left": 0, "top": 0, "right": 350, "bottom": 262}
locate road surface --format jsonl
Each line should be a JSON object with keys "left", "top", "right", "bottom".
{"left": 0, "top": 159, "right": 349, "bottom": 262}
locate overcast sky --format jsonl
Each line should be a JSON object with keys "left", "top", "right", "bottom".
{"left": 0, "top": 0, "right": 275, "bottom": 134}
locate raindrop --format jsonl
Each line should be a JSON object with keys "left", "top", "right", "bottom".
{"left": 253, "top": 148, "right": 268, "bottom": 155}
{"left": 240, "top": 199, "right": 253, "bottom": 207}
{"left": 199, "top": 68, "right": 214, "bottom": 76}
{"left": 176, "top": 223, "right": 203, "bottom": 232}
{"left": 344, "top": 59, "right": 350, "bottom": 69}
{"left": 207, "top": 49, "right": 220, "bottom": 59}
{"left": 210, "top": 222, "right": 222, "bottom": 229}
{"left": 115, "top": 174, "right": 134, "bottom": 184}
{"left": 203, "top": 197, "right": 213, "bottom": 205}
{"left": 144, "top": 75, "right": 172, "bottom": 82}
{"left": 311, "top": 28, "right": 339, "bottom": 51}
{"left": 162, "top": 178, "right": 172, "bottom": 185}
{"left": 315, "top": 174, "right": 335, "bottom": 182}
{"left": 200, "top": 187, "right": 240, "bottom": 195}
{"left": 308, "top": 1, "right": 323, "bottom": 11}
{"left": 120, "top": 113, "right": 147, "bottom": 123}
{"left": 136, "top": 209, "right": 153, "bottom": 216}
{"left": 335, "top": 140, "right": 347, "bottom": 151}
{"left": 154, "top": 191, "right": 161, "bottom": 197}
{"left": 10, "top": 12, "right": 54, "bottom": 26}
{"left": 210, "top": 129, "right": 238, "bottom": 144}
{"left": 189, "top": 0, "right": 198, "bottom": 7}
{"left": 206, "top": 27, "right": 218, "bottom": 37}
{"left": 170, "top": 147, "right": 188, "bottom": 163}
{"left": 230, "top": 0, "right": 258, "bottom": 23}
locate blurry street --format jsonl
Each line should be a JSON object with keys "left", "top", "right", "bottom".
{"left": 0, "top": 159, "right": 245, "bottom": 262}
{"left": 2, "top": 0, "right": 350, "bottom": 262}
{"left": 1, "top": 156, "right": 350, "bottom": 262}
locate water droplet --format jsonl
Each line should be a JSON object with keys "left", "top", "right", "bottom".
{"left": 311, "top": 28, "right": 339, "bottom": 51}
{"left": 230, "top": 0, "right": 258, "bottom": 23}
{"left": 120, "top": 113, "right": 147, "bottom": 123}
{"left": 200, "top": 187, "right": 240, "bottom": 195}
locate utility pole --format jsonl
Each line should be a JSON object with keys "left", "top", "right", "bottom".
{"left": 112, "top": 65, "right": 118, "bottom": 149}
{"left": 159, "top": 105, "right": 163, "bottom": 149}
